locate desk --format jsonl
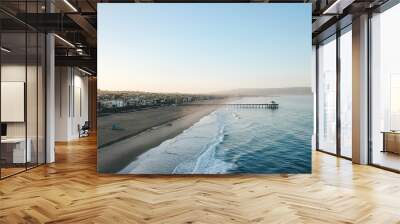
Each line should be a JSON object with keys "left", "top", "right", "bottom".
{"left": 382, "top": 131, "right": 400, "bottom": 154}
{"left": 1, "top": 138, "right": 31, "bottom": 163}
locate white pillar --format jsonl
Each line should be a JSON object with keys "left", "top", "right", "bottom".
{"left": 46, "top": 32, "right": 55, "bottom": 163}
{"left": 352, "top": 14, "right": 369, "bottom": 164}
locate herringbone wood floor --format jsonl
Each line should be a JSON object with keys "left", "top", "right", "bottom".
{"left": 1, "top": 135, "right": 400, "bottom": 224}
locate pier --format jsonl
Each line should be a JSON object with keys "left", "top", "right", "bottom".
{"left": 183, "top": 103, "right": 279, "bottom": 109}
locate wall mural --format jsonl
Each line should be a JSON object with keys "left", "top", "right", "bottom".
{"left": 97, "top": 3, "right": 313, "bottom": 174}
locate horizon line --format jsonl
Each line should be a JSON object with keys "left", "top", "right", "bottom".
{"left": 97, "top": 86, "right": 312, "bottom": 95}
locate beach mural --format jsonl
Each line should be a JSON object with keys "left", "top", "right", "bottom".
{"left": 97, "top": 4, "right": 313, "bottom": 174}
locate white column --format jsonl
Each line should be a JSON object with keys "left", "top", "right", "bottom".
{"left": 352, "top": 14, "right": 369, "bottom": 164}
{"left": 46, "top": 32, "right": 55, "bottom": 163}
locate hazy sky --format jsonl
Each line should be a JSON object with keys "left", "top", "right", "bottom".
{"left": 98, "top": 4, "right": 311, "bottom": 93}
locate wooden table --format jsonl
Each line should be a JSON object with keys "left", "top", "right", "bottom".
{"left": 381, "top": 131, "right": 400, "bottom": 154}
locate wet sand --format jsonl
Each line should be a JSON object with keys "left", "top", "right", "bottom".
{"left": 97, "top": 104, "right": 221, "bottom": 173}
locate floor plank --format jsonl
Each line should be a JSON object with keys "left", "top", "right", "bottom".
{"left": 1, "top": 135, "right": 400, "bottom": 224}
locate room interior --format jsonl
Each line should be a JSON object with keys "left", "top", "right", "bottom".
{"left": 0, "top": 0, "right": 399, "bottom": 222}
{"left": 0, "top": 30, "right": 46, "bottom": 177}
{"left": 370, "top": 5, "right": 400, "bottom": 170}
{"left": 0, "top": 1, "right": 96, "bottom": 178}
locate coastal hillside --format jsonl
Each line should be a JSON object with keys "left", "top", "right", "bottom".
{"left": 213, "top": 87, "right": 312, "bottom": 96}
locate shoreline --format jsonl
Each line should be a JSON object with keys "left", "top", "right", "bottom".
{"left": 97, "top": 99, "right": 230, "bottom": 147}
{"left": 97, "top": 105, "right": 221, "bottom": 173}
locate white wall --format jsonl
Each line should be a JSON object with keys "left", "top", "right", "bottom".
{"left": 71, "top": 73, "right": 89, "bottom": 138}
{"left": 55, "top": 67, "right": 89, "bottom": 141}
{"left": 55, "top": 66, "right": 70, "bottom": 141}
{"left": 1, "top": 63, "right": 46, "bottom": 164}
{"left": 1, "top": 66, "right": 26, "bottom": 137}
{"left": 1, "top": 65, "right": 38, "bottom": 138}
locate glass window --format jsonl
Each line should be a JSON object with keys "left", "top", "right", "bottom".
{"left": 27, "top": 31, "right": 39, "bottom": 169}
{"left": 339, "top": 28, "right": 352, "bottom": 158}
{"left": 390, "top": 74, "right": 400, "bottom": 130}
{"left": 371, "top": 3, "right": 400, "bottom": 171}
{"left": 1, "top": 31, "right": 28, "bottom": 178}
{"left": 318, "top": 36, "right": 337, "bottom": 154}
{"left": 312, "top": 46, "right": 317, "bottom": 150}
{"left": 0, "top": 1, "right": 46, "bottom": 178}
{"left": 38, "top": 32, "right": 46, "bottom": 165}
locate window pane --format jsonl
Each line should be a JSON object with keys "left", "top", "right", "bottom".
{"left": 38, "top": 33, "right": 46, "bottom": 165}
{"left": 1, "top": 32, "right": 27, "bottom": 177}
{"left": 371, "top": 3, "right": 400, "bottom": 171}
{"left": 390, "top": 74, "right": 400, "bottom": 130}
{"left": 0, "top": 1, "right": 46, "bottom": 179}
{"left": 340, "top": 29, "right": 352, "bottom": 158}
{"left": 27, "top": 31, "right": 38, "bottom": 168}
{"left": 318, "top": 37, "right": 337, "bottom": 154}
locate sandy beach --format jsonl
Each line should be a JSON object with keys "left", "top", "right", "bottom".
{"left": 97, "top": 103, "right": 222, "bottom": 173}
{"left": 98, "top": 106, "right": 200, "bottom": 148}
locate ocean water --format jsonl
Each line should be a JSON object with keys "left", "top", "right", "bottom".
{"left": 120, "top": 95, "right": 313, "bottom": 174}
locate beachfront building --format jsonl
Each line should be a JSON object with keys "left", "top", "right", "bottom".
{"left": 97, "top": 90, "right": 222, "bottom": 114}
{"left": 100, "top": 99, "right": 125, "bottom": 108}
